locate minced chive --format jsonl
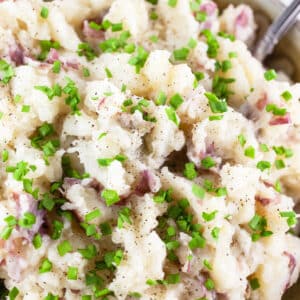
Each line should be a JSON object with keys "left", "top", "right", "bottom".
{"left": 21, "top": 105, "right": 30, "bottom": 112}
{"left": 256, "top": 160, "right": 271, "bottom": 172}
{"left": 195, "top": 11, "right": 207, "bottom": 22}
{"left": 0, "top": 59, "right": 15, "bottom": 84}
{"left": 211, "top": 227, "right": 220, "bottom": 240}
{"left": 14, "top": 94, "right": 21, "bottom": 103}
{"left": 281, "top": 90, "right": 292, "bottom": 101}
{"left": 105, "top": 67, "right": 113, "bottom": 78}
{"left": 205, "top": 92, "right": 227, "bottom": 113}
{"left": 67, "top": 266, "right": 78, "bottom": 280}
{"left": 150, "top": 10, "right": 158, "bottom": 20}
{"left": 202, "top": 29, "right": 219, "bottom": 58}
{"left": 128, "top": 46, "right": 149, "bottom": 73}
{"left": 82, "top": 67, "right": 90, "bottom": 77}
{"left": 2, "top": 149, "right": 8, "bottom": 162}
{"left": 168, "top": 0, "right": 177, "bottom": 7}
{"left": 166, "top": 240, "right": 180, "bottom": 250}
{"left": 204, "top": 278, "right": 215, "bottom": 290}
{"left": 117, "top": 207, "right": 132, "bottom": 228}
{"left": 155, "top": 91, "right": 167, "bottom": 105}
{"left": 188, "top": 232, "right": 206, "bottom": 249}
{"left": 8, "top": 287, "right": 19, "bottom": 300}
{"left": 192, "top": 184, "right": 205, "bottom": 199}
{"left": 77, "top": 43, "right": 96, "bottom": 61}
{"left": 40, "top": 7, "right": 49, "bottom": 19}
{"left": 260, "top": 144, "right": 269, "bottom": 152}
{"left": 238, "top": 134, "right": 246, "bottom": 147}
{"left": 229, "top": 51, "right": 237, "bottom": 58}
{"left": 250, "top": 278, "right": 260, "bottom": 290}
{"left": 165, "top": 107, "right": 179, "bottom": 126}
{"left": 165, "top": 273, "right": 180, "bottom": 284}
{"left": 85, "top": 209, "right": 101, "bottom": 222}
{"left": 202, "top": 210, "right": 218, "bottom": 222}
{"left": 89, "top": 21, "right": 102, "bottom": 30}
{"left": 173, "top": 47, "right": 189, "bottom": 61}
{"left": 57, "top": 240, "right": 72, "bottom": 256}
{"left": 188, "top": 38, "right": 197, "bottom": 49}
{"left": 33, "top": 233, "right": 42, "bottom": 249}
{"left": 201, "top": 156, "right": 216, "bottom": 169}
{"left": 264, "top": 69, "right": 277, "bottom": 81}
{"left": 0, "top": 226, "right": 13, "bottom": 240}
{"left": 82, "top": 296, "right": 92, "bottom": 300}
{"left": 280, "top": 211, "right": 297, "bottom": 227}
{"left": 203, "top": 259, "right": 212, "bottom": 270}
{"left": 128, "top": 292, "right": 142, "bottom": 298}
{"left": 266, "top": 103, "right": 286, "bottom": 116}
{"left": 167, "top": 226, "right": 176, "bottom": 237}
{"left": 78, "top": 244, "right": 97, "bottom": 259}
{"left": 101, "top": 189, "right": 120, "bottom": 206}
{"left": 244, "top": 146, "right": 255, "bottom": 159}
{"left": 52, "top": 60, "right": 61, "bottom": 73}
{"left": 150, "top": 35, "right": 158, "bottom": 43}
{"left": 4, "top": 215, "right": 17, "bottom": 227}
{"left": 183, "top": 162, "right": 197, "bottom": 180}
{"left": 216, "top": 187, "right": 227, "bottom": 197}
{"left": 100, "top": 222, "right": 112, "bottom": 235}
{"left": 209, "top": 115, "right": 223, "bottom": 121}
{"left": 111, "top": 23, "right": 123, "bottom": 32}
{"left": 169, "top": 93, "right": 184, "bottom": 110}
{"left": 275, "top": 179, "right": 282, "bottom": 193}
{"left": 18, "top": 212, "right": 36, "bottom": 229}
{"left": 275, "top": 159, "right": 285, "bottom": 169}
{"left": 39, "top": 258, "right": 52, "bottom": 273}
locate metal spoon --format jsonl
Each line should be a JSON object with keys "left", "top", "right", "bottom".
{"left": 253, "top": 0, "right": 300, "bottom": 61}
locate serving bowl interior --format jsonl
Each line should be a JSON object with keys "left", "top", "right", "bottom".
{"left": 215, "top": 1, "right": 300, "bottom": 299}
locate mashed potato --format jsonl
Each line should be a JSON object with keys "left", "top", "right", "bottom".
{"left": 0, "top": 0, "right": 299, "bottom": 299}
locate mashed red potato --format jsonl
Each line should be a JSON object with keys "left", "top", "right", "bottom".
{"left": 0, "top": 0, "right": 299, "bottom": 299}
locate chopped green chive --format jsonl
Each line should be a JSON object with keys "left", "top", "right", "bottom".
{"left": 201, "top": 156, "right": 216, "bottom": 169}
{"left": 249, "top": 278, "right": 260, "bottom": 290}
{"left": 244, "top": 146, "right": 255, "bottom": 159}
{"left": 111, "top": 23, "right": 123, "bottom": 32}
{"left": 281, "top": 90, "right": 292, "bottom": 101}
{"left": 264, "top": 69, "right": 277, "bottom": 81}
{"left": 117, "top": 207, "right": 132, "bottom": 228}
{"left": 256, "top": 160, "right": 271, "bottom": 172}
{"left": 2, "top": 149, "right": 9, "bottom": 162}
{"left": 101, "top": 189, "right": 120, "bottom": 206}
{"left": 0, "top": 59, "right": 15, "bottom": 84}
{"left": 67, "top": 266, "right": 78, "bottom": 280}
{"left": 165, "top": 107, "right": 179, "bottom": 126}
{"left": 105, "top": 67, "right": 113, "bottom": 78}
{"left": 204, "top": 278, "right": 215, "bottom": 290}
{"left": 85, "top": 209, "right": 101, "bottom": 222}
{"left": 82, "top": 67, "right": 90, "bottom": 77}
{"left": 155, "top": 91, "right": 167, "bottom": 105}
{"left": 266, "top": 103, "right": 286, "bottom": 116}
{"left": 275, "top": 159, "right": 285, "bottom": 169}
{"left": 260, "top": 144, "right": 269, "bottom": 152}
{"left": 183, "top": 162, "right": 197, "bottom": 180}
{"left": 238, "top": 134, "right": 246, "bottom": 147}
{"left": 202, "top": 210, "right": 218, "bottom": 222}
{"left": 18, "top": 212, "right": 36, "bottom": 229}
{"left": 203, "top": 259, "right": 212, "bottom": 270}
{"left": 33, "top": 233, "right": 42, "bottom": 249}
{"left": 168, "top": 0, "right": 177, "bottom": 7}
{"left": 205, "top": 92, "right": 227, "bottom": 113}
{"left": 21, "top": 105, "right": 30, "bottom": 112}
{"left": 39, "top": 258, "right": 52, "bottom": 273}
{"left": 192, "top": 184, "right": 205, "bottom": 199}
{"left": 52, "top": 60, "right": 61, "bottom": 73}
{"left": 8, "top": 287, "right": 19, "bottom": 300}
{"left": 78, "top": 244, "right": 97, "bottom": 259}
{"left": 128, "top": 46, "right": 149, "bottom": 73}
{"left": 211, "top": 227, "right": 220, "bottom": 240}
{"left": 169, "top": 93, "right": 184, "bottom": 110}
{"left": 188, "top": 38, "right": 197, "bottom": 49}
{"left": 57, "top": 240, "right": 72, "bottom": 256}
{"left": 280, "top": 211, "right": 297, "bottom": 227}
{"left": 173, "top": 47, "right": 189, "bottom": 61}
{"left": 40, "top": 7, "right": 49, "bottom": 19}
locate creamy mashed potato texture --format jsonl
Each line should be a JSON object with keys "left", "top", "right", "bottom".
{"left": 0, "top": 0, "right": 299, "bottom": 299}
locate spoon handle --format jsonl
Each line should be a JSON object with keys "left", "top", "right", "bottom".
{"left": 254, "top": 0, "right": 300, "bottom": 61}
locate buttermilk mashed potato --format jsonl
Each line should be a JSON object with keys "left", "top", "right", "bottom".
{"left": 0, "top": 0, "right": 299, "bottom": 299}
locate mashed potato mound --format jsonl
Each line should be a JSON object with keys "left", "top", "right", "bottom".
{"left": 0, "top": 0, "right": 299, "bottom": 300}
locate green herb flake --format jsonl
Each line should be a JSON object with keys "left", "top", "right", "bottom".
{"left": 0, "top": 59, "right": 15, "bottom": 84}
{"left": 39, "top": 258, "right": 52, "bottom": 273}
{"left": 52, "top": 60, "right": 61, "bottom": 73}
{"left": 202, "top": 210, "right": 218, "bottom": 222}
{"left": 155, "top": 91, "right": 167, "bottom": 106}
{"left": 169, "top": 93, "right": 184, "bottom": 110}
{"left": 192, "top": 184, "right": 205, "bottom": 199}
{"left": 101, "top": 189, "right": 120, "bottom": 206}
{"left": 40, "top": 7, "right": 49, "bottom": 19}
{"left": 266, "top": 103, "right": 287, "bottom": 116}
{"left": 128, "top": 46, "right": 149, "bottom": 73}
{"left": 238, "top": 134, "right": 246, "bottom": 147}
{"left": 57, "top": 240, "right": 72, "bottom": 256}
{"left": 204, "top": 278, "right": 215, "bottom": 290}
{"left": 67, "top": 266, "right": 78, "bottom": 280}
{"left": 256, "top": 160, "right": 271, "bottom": 172}
{"left": 8, "top": 287, "right": 19, "bottom": 300}
{"left": 211, "top": 227, "right": 220, "bottom": 240}
{"left": 281, "top": 90, "right": 292, "bottom": 101}
{"left": 183, "top": 162, "right": 197, "bottom": 180}
{"left": 244, "top": 146, "right": 255, "bottom": 159}
{"left": 249, "top": 278, "right": 260, "bottom": 290}
{"left": 264, "top": 69, "right": 277, "bottom": 81}
{"left": 33, "top": 233, "right": 42, "bottom": 249}
{"left": 117, "top": 207, "right": 132, "bottom": 228}
{"left": 205, "top": 92, "right": 227, "bottom": 113}
{"left": 165, "top": 107, "right": 180, "bottom": 126}
{"left": 105, "top": 67, "right": 113, "bottom": 78}
{"left": 280, "top": 211, "right": 297, "bottom": 227}
{"left": 201, "top": 156, "right": 216, "bottom": 169}
{"left": 85, "top": 209, "right": 101, "bottom": 223}
{"left": 168, "top": 0, "right": 177, "bottom": 7}
{"left": 173, "top": 47, "right": 189, "bottom": 61}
